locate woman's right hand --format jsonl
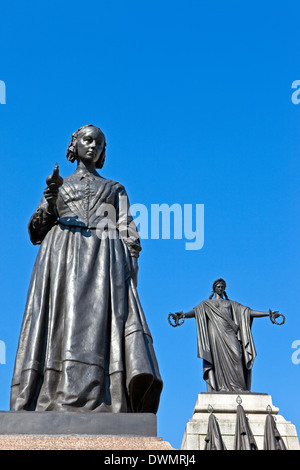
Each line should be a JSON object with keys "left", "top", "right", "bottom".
{"left": 44, "top": 184, "right": 59, "bottom": 211}
{"left": 175, "top": 312, "right": 184, "bottom": 319}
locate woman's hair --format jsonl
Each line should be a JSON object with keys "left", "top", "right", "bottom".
{"left": 209, "top": 278, "right": 229, "bottom": 299}
{"left": 66, "top": 124, "right": 106, "bottom": 169}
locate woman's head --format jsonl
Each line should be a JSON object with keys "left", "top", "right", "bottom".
{"left": 66, "top": 124, "right": 106, "bottom": 168}
{"left": 209, "top": 278, "right": 228, "bottom": 299}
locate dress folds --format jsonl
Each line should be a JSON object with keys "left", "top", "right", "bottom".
{"left": 10, "top": 170, "right": 162, "bottom": 413}
{"left": 194, "top": 299, "right": 256, "bottom": 392}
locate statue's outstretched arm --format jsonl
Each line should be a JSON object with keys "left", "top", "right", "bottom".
{"left": 250, "top": 309, "right": 285, "bottom": 325}
{"left": 182, "top": 309, "right": 195, "bottom": 319}
{"left": 168, "top": 309, "right": 195, "bottom": 327}
{"left": 250, "top": 310, "right": 269, "bottom": 318}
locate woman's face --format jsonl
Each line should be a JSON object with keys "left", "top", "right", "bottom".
{"left": 77, "top": 127, "right": 104, "bottom": 165}
{"left": 214, "top": 282, "right": 225, "bottom": 296}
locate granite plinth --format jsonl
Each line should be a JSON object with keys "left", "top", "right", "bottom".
{"left": 0, "top": 435, "right": 175, "bottom": 450}
{"left": 0, "top": 411, "right": 156, "bottom": 437}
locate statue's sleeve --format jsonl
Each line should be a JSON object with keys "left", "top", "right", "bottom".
{"left": 231, "top": 301, "right": 257, "bottom": 370}
{"left": 28, "top": 195, "right": 58, "bottom": 245}
{"left": 116, "top": 185, "right": 141, "bottom": 258}
{"left": 194, "top": 302, "right": 212, "bottom": 363}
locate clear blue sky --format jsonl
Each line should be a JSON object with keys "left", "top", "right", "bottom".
{"left": 0, "top": 0, "right": 299, "bottom": 449}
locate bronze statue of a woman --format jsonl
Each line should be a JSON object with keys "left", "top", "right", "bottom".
{"left": 169, "top": 278, "right": 284, "bottom": 393}
{"left": 10, "top": 124, "right": 163, "bottom": 413}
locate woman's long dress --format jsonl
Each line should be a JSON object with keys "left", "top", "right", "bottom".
{"left": 194, "top": 299, "right": 256, "bottom": 392}
{"left": 10, "top": 170, "right": 163, "bottom": 413}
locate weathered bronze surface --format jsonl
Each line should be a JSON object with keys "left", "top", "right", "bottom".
{"left": 170, "top": 278, "right": 284, "bottom": 392}
{"left": 10, "top": 125, "right": 163, "bottom": 413}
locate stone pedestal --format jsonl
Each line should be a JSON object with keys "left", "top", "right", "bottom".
{"left": 0, "top": 435, "right": 174, "bottom": 450}
{"left": 0, "top": 411, "right": 156, "bottom": 436}
{"left": 0, "top": 411, "right": 174, "bottom": 450}
{"left": 181, "top": 392, "right": 300, "bottom": 450}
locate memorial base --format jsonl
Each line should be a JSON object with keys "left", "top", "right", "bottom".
{"left": 180, "top": 393, "right": 300, "bottom": 450}
{"left": 0, "top": 435, "right": 174, "bottom": 450}
{"left": 0, "top": 411, "right": 174, "bottom": 450}
{"left": 0, "top": 411, "right": 156, "bottom": 436}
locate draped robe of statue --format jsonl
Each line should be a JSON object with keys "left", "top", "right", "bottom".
{"left": 264, "top": 413, "right": 287, "bottom": 450}
{"left": 204, "top": 412, "right": 227, "bottom": 450}
{"left": 193, "top": 299, "right": 256, "bottom": 392}
{"left": 234, "top": 404, "right": 258, "bottom": 450}
{"left": 10, "top": 170, "right": 163, "bottom": 413}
